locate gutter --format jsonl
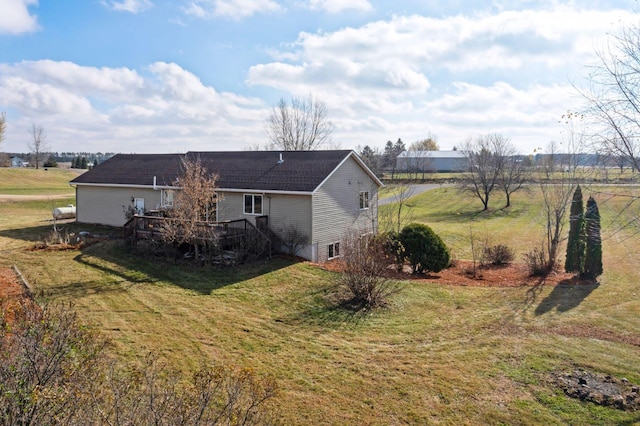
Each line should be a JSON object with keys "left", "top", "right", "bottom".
{"left": 70, "top": 182, "right": 313, "bottom": 196}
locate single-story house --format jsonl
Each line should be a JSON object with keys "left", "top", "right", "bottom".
{"left": 10, "top": 156, "right": 27, "bottom": 168}
{"left": 70, "top": 150, "right": 383, "bottom": 262}
{"left": 396, "top": 150, "right": 467, "bottom": 173}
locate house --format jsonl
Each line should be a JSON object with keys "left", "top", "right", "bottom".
{"left": 396, "top": 150, "right": 467, "bottom": 173}
{"left": 10, "top": 156, "right": 27, "bottom": 168}
{"left": 69, "top": 150, "right": 383, "bottom": 262}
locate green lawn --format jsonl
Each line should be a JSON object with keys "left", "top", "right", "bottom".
{"left": 0, "top": 167, "right": 78, "bottom": 195}
{"left": 1, "top": 176, "right": 639, "bottom": 424}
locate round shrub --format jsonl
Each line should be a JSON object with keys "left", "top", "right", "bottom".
{"left": 482, "top": 244, "right": 515, "bottom": 265}
{"left": 398, "top": 223, "right": 450, "bottom": 274}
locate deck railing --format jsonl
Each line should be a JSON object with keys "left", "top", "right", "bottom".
{"left": 123, "top": 215, "right": 273, "bottom": 263}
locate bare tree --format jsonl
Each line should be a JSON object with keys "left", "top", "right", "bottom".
{"left": 537, "top": 139, "right": 581, "bottom": 274}
{"left": 29, "top": 123, "right": 50, "bottom": 169}
{"left": 581, "top": 25, "right": 640, "bottom": 172}
{"left": 460, "top": 133, "right": 510, "bottom": 211}
{"left": 337, "top": 232, "right": 400, "bottom": 310}
{"left": 535, "top": 112, "right": 590, "bottom": 275}
{"left": 161, "top": 157, "right": 221, "bottom": 261}
{"left": 404, "top": 150, "right": 434, "bottom": 181}
{"left": 379, "top": 184, "right": 415, "bottom": 234}
{"left": 498, "top": 147, "right": 530, "bottom": 208}
{"left": 1, "top": 302, "right": 278, "bottom": 425}
{"left": 282, "top": 224, "right": 309, "bottom": 256}
{"left": 265, "top": 95, "right": 333, "bottom": 150}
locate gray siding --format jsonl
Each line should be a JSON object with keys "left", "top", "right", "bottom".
{"left": 219, "top": 191, "right": 313, "bottom": 258}
{"left": 76, "top": 186, "right": 162, "bottom": 227}
{"left": 312, "top": 156, "right": 378, "bottom": 262}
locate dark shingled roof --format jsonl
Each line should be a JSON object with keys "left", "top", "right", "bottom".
{"left": 71, "top": 150, "right": 374, "bottom": 193}
{"left": 70, "top": 154, "right": 182, "bottom": 187}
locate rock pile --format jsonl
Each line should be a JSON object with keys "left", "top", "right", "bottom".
{"left": 555, "top": 370, "right": 640, "bottom": 411}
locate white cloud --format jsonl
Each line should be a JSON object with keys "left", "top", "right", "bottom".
{"left": 103, "top": 0, "right": 153, "bottom": 13}
{"left": 252, "top": 8, "right": 632, "bottom": 79}
{"left": 0, "top": 60, "right": 267, "bottom": 152}
{"left": 305, "top": 0, "right": 372, "bottom": 14}
{"left": 1, "top": 4, "right": 636, "bottom": 155}
{"left": 245, "top": 6, "right": 637, "bottom": 152}
{"left": 183, "top": 0, "right": 281, "bottom": 20}
{"left": 0, "top": 0, "right": 39, "bottom": 34}
{"left": 328, "top": 81, "right": 576, "bottom": 153}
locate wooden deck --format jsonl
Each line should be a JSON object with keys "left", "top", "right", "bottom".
{"left": 123, "top": 215, "right": 275, "bottom": 263}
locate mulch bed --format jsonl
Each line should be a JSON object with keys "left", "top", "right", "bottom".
{"left": 0, "top": 267, "right": 38, "bottom": 326}
{"left": 315, "top": 259, "right": 577, "bottom": 287}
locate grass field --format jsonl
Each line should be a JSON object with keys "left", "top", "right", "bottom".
{"left": 1, "top": 174, "right": 639, "bottom": 424}
{"left": 0, "top": 167, "right": 78, "bottom": 195}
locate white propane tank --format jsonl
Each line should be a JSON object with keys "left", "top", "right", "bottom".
{"left": 52, "top": 204, "right": 76, "bottom": 220}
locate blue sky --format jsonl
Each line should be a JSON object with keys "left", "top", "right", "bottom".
{"left": 0, "top": 0, "right": 638, "bottom": 154}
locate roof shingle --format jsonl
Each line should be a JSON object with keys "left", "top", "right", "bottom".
{"left": 70, "top": 150, "right": 363, "bottom": 193}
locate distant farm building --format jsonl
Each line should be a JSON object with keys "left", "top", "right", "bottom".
{"left": 396, "top": 150, "right": 467, "bottom": 173}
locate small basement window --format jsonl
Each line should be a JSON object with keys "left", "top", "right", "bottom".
{"left": 328, "top": 242, "right": 340, "bottom": 259}
{"left": 244, "top": 194, "right": 263, "bottom": 215}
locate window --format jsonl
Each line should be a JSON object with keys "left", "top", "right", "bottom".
{"left": 328, "top": 242, "right": 340, "bottom": 259}
{"left": 244, "top": 194, "right": 263, "bottom": 215}
{"left": 134, "top": 198, "right": 145, "bottom": 215}
{"left": 359, "top": 191, "right": 369, "bottom": 210}
{"left": 161, "top": 189, "right": 174, "bottom": 207}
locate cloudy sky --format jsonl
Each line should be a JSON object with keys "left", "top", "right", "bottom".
{"left": 0, "top": 0, "right": 637, "bottom": 154}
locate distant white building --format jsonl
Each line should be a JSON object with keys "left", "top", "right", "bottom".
{"left": 10, "top": 157, "right": 27, "bottom": 168}
{"left": 396, "top": 150, "right": 467, "bottom": 173}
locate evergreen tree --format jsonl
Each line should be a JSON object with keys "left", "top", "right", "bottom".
{"left": 398, "top": 223, "right": 450, "bottom": 274}
{"left": 582, "top": 196, "right": 603, "bottom": 279}
{"left": 43, "top": 155, "right": 58, "bottom": 168}
{"left": 80, "top": 157, "right": 88, "bottom": 169}
{"left": 565, "top": 185, "right": 586, "bottom": 274}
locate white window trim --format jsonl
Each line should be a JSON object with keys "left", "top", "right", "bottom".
{"left": 359, "top": 191, "right": 370, "bottom": 210}
{"left": 243, "top": 194, "right": 263, "bottom": 215}
{"left": 328, "top": 241, "right": 341, "bottom": 260}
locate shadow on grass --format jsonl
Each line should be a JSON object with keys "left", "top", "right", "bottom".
{"left": 72, "top": 241, "right": 298, "bottom": 296}
{"left": 1, "top": 222, "right": 298, "bottom": 296}
{"left": 618, "top": 416, "right": 640, "bottom": 426}
{"left": 534, "top": 278, "right": 599, "bottom": 316}
{"left": 281, "top": 285, "right": 386, "bottom": 329}
{"left": 0, "top": 222, "right": 120, "bottom": 243}
{"left": 436, "top": 204, "right": 527, "bottom": 222}
{"left": 38, "top": 277, "right": 135, "bottom": 300}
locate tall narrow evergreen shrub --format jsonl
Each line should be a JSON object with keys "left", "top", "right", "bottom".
{"left": 565, "top": 185, "right": 586, "bottom": 274}
{"left": 582, "top": 196, "right": 603, "bottom": 279}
